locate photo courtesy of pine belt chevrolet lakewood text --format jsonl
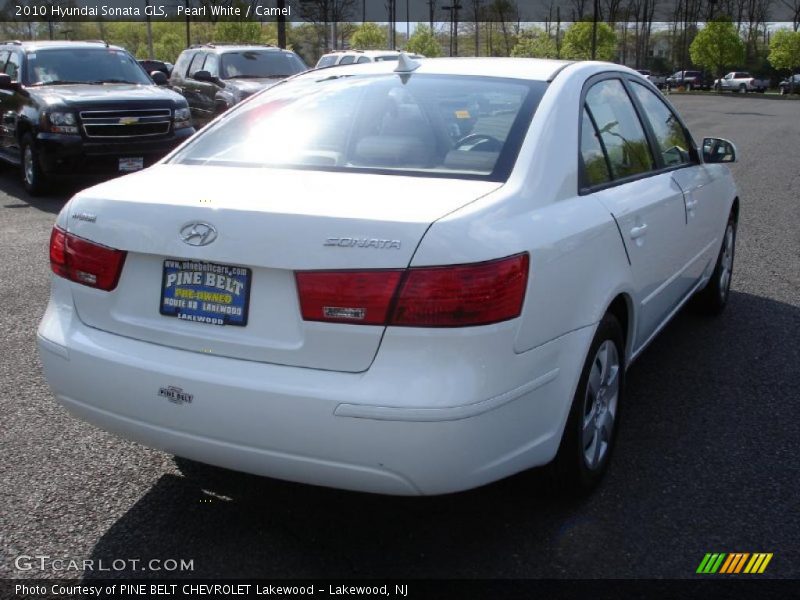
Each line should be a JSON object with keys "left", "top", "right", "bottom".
{"left": 38, "top": 55, "right": 740, "bottom": 496}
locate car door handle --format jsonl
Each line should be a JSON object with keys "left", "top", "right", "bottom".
{"left": 629, "top": 223, "right": 648, "bottom": 239}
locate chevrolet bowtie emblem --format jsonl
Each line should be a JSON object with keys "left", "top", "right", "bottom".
{"left": 119, "top": 116, "right": 139, "bottom": 125}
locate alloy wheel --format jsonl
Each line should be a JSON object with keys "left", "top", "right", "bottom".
{"left": 23, "top": 145, "right": 34, "bottom": 186}
{"left": 582, "top": 340, "right": 620, "bottom": 471}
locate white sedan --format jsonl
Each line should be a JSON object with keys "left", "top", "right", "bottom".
{"left": 38, "top": 56, "right": 739, "bottom": 495}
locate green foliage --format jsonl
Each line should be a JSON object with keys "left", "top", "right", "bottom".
{"left": 689, "top": 20, "right": 744, "bottom": 78}
{"left": 768, "top": 29, "right": 800, "bottom": 71}
{"left": 405, "top": 25, "right": 442, "bottom": 57}
{"left": 350, "top": 22, "right": 385, "bottom": 50}
{"left": 214, "top": 21, "right": 264, "bottom": 44}
{"left": 562, "top": 22, "right": 617, "bottom": 61}
{"left": 511, "top": 28, "right": 558, "bottom": 59}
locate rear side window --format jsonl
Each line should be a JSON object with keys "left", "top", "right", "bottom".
{"left": 585, "top": 79, "right": 653, "bottom": 180}
{"left": 339, "top": 55, "right": 356, "bottom": 65}
{"left": 580, "top": 108, "right": 611, "bottom": 187}
{"left": 357, "top": 56, "right": 371, "bottom": 64}
{"left": 187, "top": 52, "right": 206, "bottom": 77}
{"left": 316, "top": 55, "right": 337, "bottom": 68}
{"left": 630, "top": 81, "right": 693, "bottom": 167}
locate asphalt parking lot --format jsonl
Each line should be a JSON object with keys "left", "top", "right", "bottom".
{"left": 1, "top": 94, "right": 798, "bottom": 580}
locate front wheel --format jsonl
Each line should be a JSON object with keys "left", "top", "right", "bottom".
{"left": 20, "top": 133, "right": 49, "bottom": 196}
{"left": 693, "top": 216, "right": 736, "bottom": 315}
{"left": 551, "top": 313, "right": 625, "bottom": 494}
{"left": 686, "top": 82, "right": 693, "bottom": 91}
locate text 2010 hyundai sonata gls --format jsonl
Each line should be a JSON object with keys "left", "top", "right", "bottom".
{"left": 38, "top": 56, "right": 739, "bottom": 495}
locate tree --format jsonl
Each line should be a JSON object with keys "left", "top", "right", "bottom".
{"left": 689, "top": 19, "right": 745, "bottom": 88}
{"left": 349, "top": 22, "right": 385, "bottom": 50}
{"left": 511, "top": 28, "right": 558, "bottom": 58}
{"left": 214, "top": 21, "right": 263, "bottom": 44}
{"left": 768, "top": 29, "right": 800, "bottom": 92}
{"left": 405, "top": 25, "right": 442, "bottom": 57}
{"left": 561, "top": 22, "right": 617, "bottom": 61}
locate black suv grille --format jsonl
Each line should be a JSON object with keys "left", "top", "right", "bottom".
{"left": 79, "top": 108, "right": 172, "bottom": 139}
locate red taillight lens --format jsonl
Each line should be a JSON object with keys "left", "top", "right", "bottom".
{"left": 296, "top": 270, "right": 404, "bottom": 325}
{"left": 49, "top": 226, "right": 126, "bottom": 291}
{"left": 295, "top": 253, "right": 529, "bottom": 328}
{"left": 391, "top": 253, "right": 529, "bottom": 327}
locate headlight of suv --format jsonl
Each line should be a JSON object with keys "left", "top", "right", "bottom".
{"left": 44, "top": 111, "right": 78, "bottom": 134}
{"left": 174, "top": 107, "right": 192, "bottom": 129}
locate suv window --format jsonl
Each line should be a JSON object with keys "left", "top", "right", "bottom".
{"left": 580, "top": 108, "right": 611, "bottom": 187}
{"left": 188, "top": 52, "right": 206, "bottom": 77}
{"left": 5, "top": 52, "right": 20, "bottom": 80}
{"left": 357, "top": 56, "right": 371, "bottom": 64}
{"left": 172, "top": 50, "right": 195, "bottom": 79}
{"left": 630, "top": 82, "right": 693, "bottom": 168}
{"left": 220, "top": 50, "right": 305, "bottom": 79}
{"left": 339, "top": 55, "right": 356, "bottom": 65}
{"left": 25, "top": 47, "right": 151, "bottom": 85}
{"left": 316, "top": 55, "right": 338, "bottom": 68}
{"left": 584, "top": 78, "right": 653, "bottom": 180}
{"left": 204, "top": 54, "right": 220, "bottom": 78}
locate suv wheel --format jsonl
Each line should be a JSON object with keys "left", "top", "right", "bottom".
{"left": 551, "top": 313, "right": 625, "bottom": 494}
{"left": 21, "top": 133, "right": 48, "bottom": 196}
{"left": 739, "top": 83, "right": 747, "bottom": 93}
{"left": 686, "top": 82, "right": 693, "bottom": 91}
{"left": 780, "top": 86, "right": 788, "bottom": 96}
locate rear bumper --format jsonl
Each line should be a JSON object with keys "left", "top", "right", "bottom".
{"left": 37, "top": 277, "right": 593, "bottom": 495}
{"left": 36, "top": 128, "right": 194, "bottom": 177}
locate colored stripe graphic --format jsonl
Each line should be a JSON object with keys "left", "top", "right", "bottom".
{"left": 699, "top": 552, "right": 773, "bottom": 574}
{"left": 697, "top": 553, "right": 727, "bottom": 574}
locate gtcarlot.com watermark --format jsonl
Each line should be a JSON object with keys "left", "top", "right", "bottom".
{"left": 14, "top": 554, "right": 194, "bottom": 573}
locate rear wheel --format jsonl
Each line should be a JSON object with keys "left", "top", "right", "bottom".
{"left": 739, "top": 83, "right": 747, "bottom": 94}
{"left": 686, "top": 82, "right": 693, "bottom": 91}
{"left": 693, "top": 215, "right": 736, "bottom": 315}
{"left": 20, "top": 133, "right": 49, "bottom": 196}
{"left": 551, "top": 313, "right": 625, "bottom": 494}
{"left": 780, "top": 86, "right": 788, "bottom": 96}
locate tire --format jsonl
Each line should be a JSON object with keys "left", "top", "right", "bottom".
{"left": 780, "top": 86, "right": 787, "bottom": 96}
{"left": 20, "top": 133, "right": 49, "bottom": 196}
{"left": 550, "top": 313, "right": 625, "bottom": 495}
{"left": 739, "top": 84, "right": 747, "bottom": 94}
{"left": 692, "top": 215, "right": 736, "bottom": 315}
{"left": 686, "top": 82, "right": 693, "bottom": 91}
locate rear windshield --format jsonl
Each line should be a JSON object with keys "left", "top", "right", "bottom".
{"left": 25, "top": 48, "right": 151, "bottom": 86}
{"left": 221, "top": 51, "right": 306, "bottom": 79}
{"left": 172, "top": 73, "right": 545, "bottom": 181}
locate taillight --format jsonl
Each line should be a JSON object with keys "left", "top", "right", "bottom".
{"left": 295, "top": 253, "right": 529, "bottom": 328}
{"left": 392, "top": 253, "right": 529, "bottom": 327}
{"left": 296, "top": 270, "right": 403, "bottom": 325}
{"left": 49, "top": 226, "right": 126, "bottom": 291}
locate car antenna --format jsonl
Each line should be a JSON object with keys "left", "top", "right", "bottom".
{"left": 394, "top": 52, "right": 421, "bottom": 74}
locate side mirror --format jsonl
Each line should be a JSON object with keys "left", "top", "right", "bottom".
{"left": 150, "top": 70, "right": 168, "bottom": 86}
{"left": 702, "top": 137, "right": 737, "bottom": 163}
{"left": 192, "top": 70, "right": 216, "bottom": 84}
{"left": 0, "top": 73, "right": 15, "bottom": 89}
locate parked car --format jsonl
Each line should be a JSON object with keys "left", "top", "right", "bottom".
{"left": 139, "top": 58, "right": 172, "bottom": 78}
{"left": 778, "top": 73, "right": 800, "bottom": 95}
{"left": 713, "top": 71, "right": 768, "bottom": 93}
{"left": 169, "top": 43, "right": 307, "bottom": 129}
{"left": 0, "top": 40, "right": 194, "bottom": 195}
{"left": 665, "top": 70, "right": 712, "bottom": 91}
{"left": 38, "top": 57, "right": 740, "bottom": 496}
{"left": 636, "top": 69, "right": 666, "bottom": 89}
{"left": 315, "top": 49, "right": 425, "bottom": 69}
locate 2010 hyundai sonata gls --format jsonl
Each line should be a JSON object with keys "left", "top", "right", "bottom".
{"left": 38, "top": 57, "right": 739, "bottom": 495}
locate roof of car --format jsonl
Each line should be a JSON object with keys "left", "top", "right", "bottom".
{"left": 0, "top": 40, "right": 127, "bottom": 52}
{"left": 189, "top": 43, "right": 289, "bottom": 54}
{"left": 305, "top": 57, "right": 576, "bottom": 82}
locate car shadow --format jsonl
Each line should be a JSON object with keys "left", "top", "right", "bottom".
{"left": 83, "top": 290, "right": 799, "bottom": 579}
{"left": 0, "top": 166, "right": 86, "bottom": 214}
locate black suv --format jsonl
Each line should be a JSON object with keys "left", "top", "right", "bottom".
{"left": 0, "top": 40, "right": 194, "bottom": 194}
{"left": 169, "top": 43, "right": 307, "bottom": 128}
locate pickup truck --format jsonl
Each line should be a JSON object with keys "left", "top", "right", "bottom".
{"left": 713, "top": 71, "right": 768, "bottom": 93}
{"left": 636, "top": 69, "right": 667, "bottom": 89}
{"left": 665, "top": 70, "right": 713, "bottom": 91}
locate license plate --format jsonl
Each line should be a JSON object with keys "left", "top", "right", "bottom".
{"left": 119, "top": 157, "right": 144, "bottom": 172}
{"left": 160, "top": 260, "right": 251, "bottom": 327}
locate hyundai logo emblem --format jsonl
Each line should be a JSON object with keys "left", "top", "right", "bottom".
{"left": 179, "top": 222, "right": 218, "bottom": 246}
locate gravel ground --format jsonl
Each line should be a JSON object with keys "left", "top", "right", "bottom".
{"left": 0, "top": 94, "right": 798, "bottom": 580}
